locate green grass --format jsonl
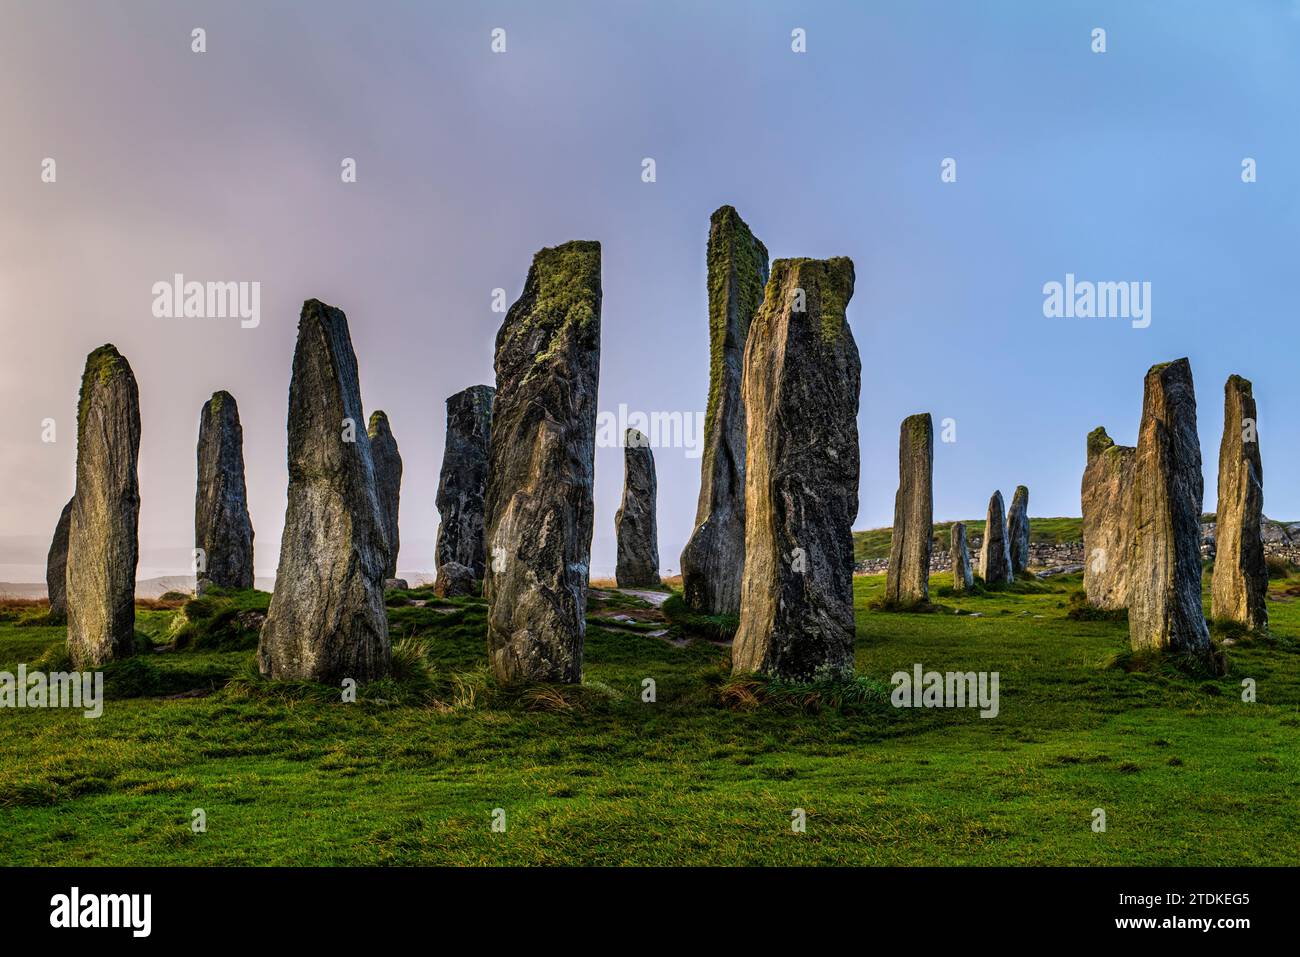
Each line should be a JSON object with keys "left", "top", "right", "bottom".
{"left": 1, "top": 572, "right": 1297, "bottom": 866}
{"left": 855, "top": 517, "right": 1084, "bottom": 561}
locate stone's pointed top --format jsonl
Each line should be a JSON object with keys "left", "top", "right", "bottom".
{"left": 367, "top": 410, "right": 392, "bottom": 438}
{"left": 990, "top": 489, "right": 1004, "bottom": 506}
{"left": 1226, "top": 373, "right": 1253, "bottom": 396}
{"left": 1013, "top": 485, "right": 1029, "bottom": 501}
{"left": 625, "top": 428, "right": 649, "bottom": 448}
{"left": 449, "top": 383, "right": 496, "bottom": 404}
{"left": 1146, "top": 356, "right": 1192, "bottom": 379}
{"left": 1087, "top": 426, "right": 1115, "bottom": 461}
{"left": 78, "top": 344, "right": 137, "bottom": 432}
{"left": 766, "top": 256, "right": 855, "bottom": 341}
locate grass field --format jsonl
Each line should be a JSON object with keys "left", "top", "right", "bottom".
{"left": 1, "top": 572, "right": 1297, "bottom": 866}
{"left": 854, "top": 517, "right": 1085, "bottom": 561}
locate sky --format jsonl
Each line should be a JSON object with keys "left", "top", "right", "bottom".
{"left": 1, "top": 0, "right": 1298, "bottom": 581}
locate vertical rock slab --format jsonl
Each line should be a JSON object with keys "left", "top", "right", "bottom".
{"left": 194, "top": 391, "right": 255, "bottom": 590}
{"left": 435, "top": 385, "right": 495, "bottom": 578}
{"left": 1211, "top": 375, "right": 1267, "bottom": 631}
{"left": 979, "top": 490, "right": 1012, "bottom": 585}
{"left": 1128, "top": 358, "right": 1213, "bottom": 657}
{"left": 615, "top": 428, "right": 660, "bottom": 588}
{"left": 66, "top": 345, "right": 140, "bottom": 667}
{"left": 1081, "top": 426, "right": 1135, "bottom": 609}
{"left": 367, "top": 410, "right": 403, "bottom": 580}
{"left": 257, "top": 300, "right": 391, "bottom": 682}
{"left": 45, "top": 498, "right": 73, "bottom": 622}
{"left": 680, "top": 206, "right": 769, "bottom": 616}
{"left": 950, "top": 522, "right": 973, "bottom": 593}
{"left": 483, "top": 241, "right": 601, "bottom": 684}
{"left": 732, "top": 257, "right": 860, "bottom": 680}
{"left": 885, "top": 413, "right": 934, "bottom": 606}
{"left": 1008, "top": 485, "right": 1030, "bottom": 575}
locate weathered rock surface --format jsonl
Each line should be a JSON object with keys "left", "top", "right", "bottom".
{"left": 680, "top": 206, "right": 769, "bottom": 616}
{"left": 483, "top": 241, "right": 601, "bottom": 684}
{"left": 1081, "top": 427, "right": 1136, "bottom": 610}
{"left": 885, "top": 413, "right": 934, "bottom": 606}
{"left": 615, "top": 428, "right": 660, "bottom": 588}
{"left": 950, "top": 522, "right": 973, "bottom": 592}
{"left": 1128, "top": 359, "right": 1213, "bottom": 657}
{"left": 434, "top": 562, "right": 476, "bottom": 598}
{"left": 45, "top": 498, "right": 73, "bottom": 621}
{"left": 66, "top": 345, "right": 141, "bottom": 667}
{"left": 1211, "top": 374, "right": 1267, "bottom": 631}
{"left": 194, "top": 391, "right": 254, "bottom": 590}
{"left": 367, "top": 410, "right": 403, "bottom": 579}
{"left": 1008, "top": 485, "right": 1030, "bottom": 575}
{"left": 979, "top": 490, "right": 1012, "bottom": 585}
{"left": 257, "top": 300, "right": 391, "bottom": 682}
{"left": 435, "top": 385, "right": 495, "bottom": 578}
{"left": 732, "top": 257, "right": 860, "bottom": 680}
{"left": 383, "top": 578, "right": 408, "bottom": 591}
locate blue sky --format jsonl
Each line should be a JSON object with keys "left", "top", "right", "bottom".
{"left": 1, "top": 0, "right": 1297, "bottom": 579}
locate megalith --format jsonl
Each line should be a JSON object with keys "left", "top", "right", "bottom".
{"left": 483, "top": 241, "right": 601, "bottom": 684}
{"left": 1210, "top": 374, "right": 1267, "bottom": 631}
{"left": 950, "top": 522, "right": 973, "bottom": 593}
{"left": 435, "top": 385, "right": 495, "bottom": 579}
{"left": 680, "top": 206, "right": 769, "bottom": 616}
{"left": 1008, "top": 485, "right": 1030, "bottom": 575}
{"left": 45, "top": 498, "right": 73, "bottom": 622}
{"left": 885, "top": 413, "right": 934, "bottom": 606}
{"left": 257, "top": 300, "right": 391, "bottom": 682}
{"left": 1080, "top": 426, "right": 1135, "bottom": 609}
{"left": 732, "top": 257, "right": 860, "bottom": 680}
{"left": 1127, "top": 358, "right": 1212, "bottom": 657}
{"left": 615, "top": 428, "right": 660, "bottom": 588}
{"left": 979, "top": 490, "right": 1012, "bottom": 585}
{"left": 66, "top": 344, "right": 141, "bottom": 667}
{"left": 194, "top": 391, "right": 255, "bottom": 590}
{"left": 367, "top": 410, "right": 403, "bottom": 580}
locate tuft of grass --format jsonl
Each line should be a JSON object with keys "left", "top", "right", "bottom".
{"left": 662, "top": 593, "right": 738, "bottom": 641}
{"left": 719, "top": 671, "right": 891, "bottom": 715}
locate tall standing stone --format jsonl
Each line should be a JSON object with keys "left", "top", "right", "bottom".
{"left": 257, "top": 300, "right": 390, "bottom": 682}
{"left": 1128, "top": 358, "right": 1212, "bottom": 657}
{"left": 65, "top": 345, "right": 140, "bottom": 667}
{"left": 732, "top": 257, "right": 860, "bottom": 680}
{"left": 435, "top": 385, "right": 495, "bottom": 579}
{"left": 1211, "top": 374, "right": 1267, "bottom": 631}
{"left": 885, "top": 413, "right": 934, "bottom": 606}
{"left": 1081, "top": 426, "right": 1136, "bottom": 609}
{"left": 194, "top": 391, "right": 254, "bottom": 590}
{"left": 680, "top": 206, "right": 769, "bottom": 616}
{"left": 1008, "top": 485, "right": 1030, "bottom": 575}
{"left": 367, "top": 410, "right": 402, "bottom": 580}
{"left": 979, "top": 490, "right": 1012, "bottom": 585}
{"left": 950, "top": 522, "right": 973, "bottom": 593}
{"left": 615, "top": 428, "right": 660, "bottom": 588}
{"left": 483, "top": 241, "right": 601, "bottom": 684}
{"left": 45, "top": 498, "right": 73, "bottom": 622}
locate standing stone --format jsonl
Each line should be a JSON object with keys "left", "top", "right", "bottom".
{"left": 1128, "top": 358, "right": 1213, "bottom": 657}
{"left": 257, "top": 300, "right": 390, "bottom": 682}
{"left": 979, "top": 491, "right": 1012, "bottom": 585}
{"left": 66, "top": 345, "right": 140, "bottom": 667}
{"left": 435, "top": 385, "right": 495, "bottom": 579}
{"left": 1080, "top": 427, "right": 1136, "bottom": 609}
{"left": 1211, "top": 375, "right": 1267, "bottom": 631}
{"left": 483, "top": 241, "right": 601, "bottom": 684}
{"left": 1008, "top": 485, "right": 1030, "bottom": 575}
{"left": 367, "top": 411, "right": 402, "bottom": 580}
{"left": 680, "top": 206, "right": 769, "bottom": 616}
{"left": 885, "top": 413, "right": 934, "bottom": 606}
{"left": 615, "top": 428, "right": 660, "bottom": 588}
{"left": 194, "top": 391, "right": 254, "bottom": 590}
{"left": 732, "top": 257, "right": 860, "bottom": 680}
{"left": 950, "top": 522, "right": 973, "bottom": 593}
{"left": 45, "top": 498, "right": 73, "bottom": 622}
